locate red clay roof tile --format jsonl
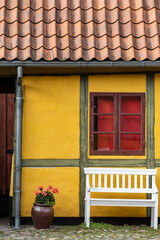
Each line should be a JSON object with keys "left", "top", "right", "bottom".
{"left": 0, "top": 0, "right": 160, "bottom": 61}
{"left": 105, "top": 0, "right": 119, "bottom": 10}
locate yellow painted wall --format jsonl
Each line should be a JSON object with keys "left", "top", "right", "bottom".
{"left": 155, "top": 74, "right": 160, "bottom": 158}
{"left": 21, "top": 167, "right": 79, "bottom": 217}
{"left": 22, "top": 76, "right": 80, "bottom": 159}
{"left": 88, "top": 74, "right": 146, "bottom": 159}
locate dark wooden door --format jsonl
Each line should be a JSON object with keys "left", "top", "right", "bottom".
{"left": 0, "top": 93, "right": 15, "bottom": 194}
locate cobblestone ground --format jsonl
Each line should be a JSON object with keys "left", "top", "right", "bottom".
{"left": 1, "top": 218, "right": 160, "bottom": 240}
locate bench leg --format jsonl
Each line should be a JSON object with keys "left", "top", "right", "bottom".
{"left": 84, "top": 199, "right": 87, "bottom": 224}
{"left": 153, "top": 207, "right": 158, "bottom": 229}
{"left": 85, "top": 198, "right": 90, "bottom": 227}
{"left": 151, "top": 193, "right": 158, "bottom": 229}
{"left": 151, "top": 207, "right": 154, "bottom": 228}
{"left": 153, "top": 194, "right": 158, "bottom": 229}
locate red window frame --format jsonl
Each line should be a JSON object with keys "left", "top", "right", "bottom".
{"left": 90, "top": 93, "right": 145, "bottom": 155}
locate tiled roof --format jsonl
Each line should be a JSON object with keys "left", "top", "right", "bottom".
{"left": 1, "top": 0, "right": 160, "bottom": 61}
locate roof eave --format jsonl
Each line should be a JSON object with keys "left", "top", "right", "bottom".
{"left": 0, "top": 60, "right": 160, "bottom": 75}
{"left": 0, "top": 60, "right": 160, "bottom": 68}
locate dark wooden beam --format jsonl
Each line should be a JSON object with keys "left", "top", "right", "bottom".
{"left": 147, "top": 73, "right": 155, "bottom": 169}
{"left": 146, "top": 73, "right": 155, "bottom": 217}
{"left": 88, "top": 159, "right": 146, "bottom": 167}
{"left": 22, "top": 159, "right": 79, "bottom": 167}
{"left": 80, "top": 75, "right": 88, "bottom": 217}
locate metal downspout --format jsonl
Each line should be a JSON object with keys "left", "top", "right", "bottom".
{"left": 14, "top": 66, "right": 23, "bottom": 229}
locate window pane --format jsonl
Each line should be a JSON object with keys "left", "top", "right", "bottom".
{"left": 121, "top": 97, "right": 141, "bottom": 114}
{"left": 94, "top": 134, "right": 114, "bottom": 151}
{"left": 94, "top": 96, "right": 114, "bottom": 113}
{"left": 121, "top": 134, "right": 141, "bottom": 151}
{"left": 121, "top": 116, "right": 141, "bottom": 132}
{"left": 94, "top": 115, "right": 114, "bottom": 132}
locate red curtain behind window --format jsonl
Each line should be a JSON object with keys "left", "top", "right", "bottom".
{"left": 97, "top": 96, "right": 142, "bottom": 152}
{"left": 97, "top": 97, "right": 114, "bottom": 151}
{"left": 121, "top": 97, "right": 141, "bottom": 151}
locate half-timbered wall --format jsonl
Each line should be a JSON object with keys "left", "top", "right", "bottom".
{"left": 10, "top": 73, "right": 160, "bottom": 218}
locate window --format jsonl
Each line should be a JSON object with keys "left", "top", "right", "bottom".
{"left": 90, "top": 93, "right": 145, "bottom": 155}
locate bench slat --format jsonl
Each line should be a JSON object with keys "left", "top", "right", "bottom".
{"left": 146, "top": 175, "right": 149, "bottom": 189}
{"left": 84, "top": 168, "right": 157, "bottom": 175}
{"left": 152, "top": 176, "right": 155, "bottom": 189}
{"left": 92, "top": 174, "right": 95, "bottom": 188}
{"left": 111, "top": 174, "right": 113, "bottom": 188}
{"left": 128, "top": 174, "right": 131, "bottom": 189}
{"left": 90, "top": 188, "right": 156, "bottom": 194}
{"left": 90, "top": 198, "right": 156, "bottom": 207}
{"left": 116, "top": 174, "right": 119, "bottom": 188}
{"left": 134, "top": 175, "right": 137, "bottom": 189}
{"left": 104, "top": 174, "right": 107, "bottom": 188}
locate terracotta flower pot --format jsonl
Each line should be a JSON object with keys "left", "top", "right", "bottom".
{"left": 31, "top": 203, "right": 54, "bottom": 229}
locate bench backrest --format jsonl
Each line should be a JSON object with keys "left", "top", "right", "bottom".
{"left": 84, "top": 168, "right": 158, "bottom": 194}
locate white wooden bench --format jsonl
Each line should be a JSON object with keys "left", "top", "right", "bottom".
{"left": 84, "top": 168, "right": 159, "bottom": 229}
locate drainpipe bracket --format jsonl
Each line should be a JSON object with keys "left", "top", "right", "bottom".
{"left": 16, "top": 96, "right": 23, "bottom": 101}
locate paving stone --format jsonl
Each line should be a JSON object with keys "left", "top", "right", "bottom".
{"left": 1, "top": 218, "right": 160, "bottom": 240}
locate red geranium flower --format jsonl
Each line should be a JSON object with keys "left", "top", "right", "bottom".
{"left": 48, "top": 185, "right": 52, "bottom": 190}
{"left": 34, "top": 185, "right": 58, "bottom": 206}
{"left": 42, "top": 191, "right": 47, "bottom": 196}
{"left": 52, "top": 188, "right": 59, "bottom": 194}
{"left": 34, "top": 191, "right": 40, "bottom": 195}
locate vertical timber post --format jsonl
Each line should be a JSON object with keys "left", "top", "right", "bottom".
{"left": 14, "top": 66, "right": 23, "bottom": 229}
{"left": 147, "top": 73, "right": 155, "bottom": 217}
{"left": 80, "top": 75, "right": 88, "bottom": 217}
{"left": 147, "top": 73, "right": 155, "bottom": 169}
